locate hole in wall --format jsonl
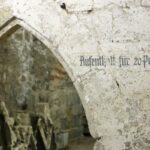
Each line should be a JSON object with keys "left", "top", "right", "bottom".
{"left": 0, "top": 26, "right": 94, "bottom": 149}
{"left": 60, "top": 3, "right": 66, "bottom": 10}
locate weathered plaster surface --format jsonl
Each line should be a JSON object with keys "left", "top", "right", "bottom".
{"left": 1, "top": 0, "right": 150, "bottom": 149}
{"left": 0, "top": 0, "right": 12, "bottom": 27}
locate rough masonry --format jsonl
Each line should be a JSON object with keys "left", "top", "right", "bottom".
{"left": 0, "top": 0, "right": 150, "bottom": 150}
{"left": 0, "top": 27, "right": 86, "bottom": 149}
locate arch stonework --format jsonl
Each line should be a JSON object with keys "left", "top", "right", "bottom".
{"left": 0, "top": 25, "right": 87, "bottom": 149}
{"left": 1, "top": 0, "right": 150, "bottom": 149}
{"left": 0, "top": 18, "right": 87, "bottom": 123}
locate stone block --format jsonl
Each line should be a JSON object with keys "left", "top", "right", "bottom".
{"left": 141, "top": 0, "right": 150, "bottom": 6}
{"left": 15, "top": 112, "right": 30, "bottom": 125}
{"left": 60, "top": 118, "right": 69, "bottom": 129}
{"left": 68, "top": 127, "right": 83, "bottom": 140}
{"left": 72, "top": 104, "right": 83, "bottom": 115}
{"left": 70, "top": 115, "right": 83, "bottom": 127}
{"left": 93, "top": 140, "right": 105, "bottom": 150}
{"left": 0, "top": 1, "right": 13, "bottom": 27}
{"left": 55, "top": 132, "right": 69, "bottom": 149}
{"left": 35, "top": 103, "right": 50, "bottom": 117}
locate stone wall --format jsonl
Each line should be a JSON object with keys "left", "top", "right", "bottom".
{"left": 0, "top": 27, "right": 85, "bottom": 143}
{"left": 1, "top": 0, "right": 150, "bottom": 149}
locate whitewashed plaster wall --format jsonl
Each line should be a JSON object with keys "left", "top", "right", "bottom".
{"left": 1, "top": 0, "right": 150, "bottom": 149}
